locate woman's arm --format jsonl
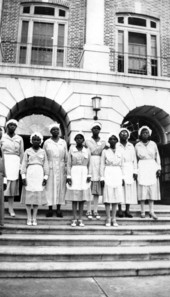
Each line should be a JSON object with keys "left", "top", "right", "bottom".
{"left": 19, "top": 137, "right": 24, "bottom": 163}
{"left": 43, "top": 150, "right": 49, "bottom": 178}
{"left": 66, "top": 147, "right": 72, "bottom": 185}
{"left": 100, "top": 150, "right": 106, "bottom": 181}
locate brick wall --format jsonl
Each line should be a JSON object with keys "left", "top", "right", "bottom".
{"left": 1, "top": 0, "right": 20, "bottom": 62}
{"left": 105, "top": 0, "right": 170, "bottom": 76}
{"left": 1, "top": 0, "right": 170, "bottom": 75}
{"left": 67, "top": 0, "right": 86, "bottom": 68}
{"left": 1, "top": 0, "right": 86, "bottom": 67}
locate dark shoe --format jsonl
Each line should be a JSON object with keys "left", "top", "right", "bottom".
{"left": 125, "top": 211, "right": 133, "bottom": 218}
{"left": 116, "top": 210, "right": 124, "bottom": 218}
{"left": 56, "top": 211, "right": 63, "bottom": 218}
{"left": 46, "top": 210, "right": 53, "bottom": 217}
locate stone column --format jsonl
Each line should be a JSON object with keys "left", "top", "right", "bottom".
{"left": 81, "top": 0, "right": 110, "bottom": 72}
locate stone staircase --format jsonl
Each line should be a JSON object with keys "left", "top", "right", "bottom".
{"left": 1, "top": 203, "right": 170, "bottom": 277}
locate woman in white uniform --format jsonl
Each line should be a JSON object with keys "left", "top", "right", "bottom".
{"left": 100, "top": 133, "right": 124, "bottom": 227}
{"left": 116, "top": 128, "right": 137, "bottom": 218}
{"left": 135, "top": 126, "right": 161, "bottom": 219}
{"left": 1, "top": 119, "right": 24, "bottom": 217}
{"left": 0, "top": 143, "right": 7, "bottom": 226}
{"left": 66, "top": 132, "right": 91, "bottom": 227}
{"left": 43, "top": 123, "right": 67, "bottom": 217}
{"left": 85, "top": 122, "right": 106, "bottom": 219}
{"left": 21, "top": 132, "right": 49, "bottom": 226}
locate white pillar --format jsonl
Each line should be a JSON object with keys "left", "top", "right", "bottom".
{"left": 81, "top": 0, "right": 110, "bottom": 72}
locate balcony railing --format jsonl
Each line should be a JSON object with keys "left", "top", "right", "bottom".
{"left": 1, "top": 41, "right": 170, "bottom": 78}
{"left": 111, "top": 50, "right": 168, "bottom": 77}
{"left": 0, "top": 41, "right": 84, "bottom": 68}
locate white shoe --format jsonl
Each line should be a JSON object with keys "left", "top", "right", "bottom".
{"left": 112, "top": 220, "right": 119, "bottom": 227}
{"left": 32, "top": 219, "right": 37, "bottom": 226}
{"left": 71, "top": 220, "right": 77, "bottom": 227}
{"left": 27, "top": 219, "right": 32, "bottom": 226}
{"left": 105, "top": 219, "right": 111, "bottom": 227}
{"left": 86, "top": 212, "right": 93, "bottom": 220}
{"left": 78, "top": 220, "right": 85, "bottom": 227}
{"left": 93, "top": 212, "right": 101, "bottom": 220}
{"left": 9, "top": 210, "right": 15, "bottom": 217}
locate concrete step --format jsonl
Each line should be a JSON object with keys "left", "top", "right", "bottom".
{"left": 1, "top": 260, "right": 170, "bottom": 277}
{"left": 2, "top": 223, "right": 170, "bottom": 235}
{"left": 4, "top": 207, "right": 170, "bottom": 218}
{"left": 1, "top": 245, "right": 170, "bottom": 262}
{"left": 1, "top": 233, "right": 170, "bottom": 247}
{"left": 4, "top": 215, "right": 170, "bottom": 226}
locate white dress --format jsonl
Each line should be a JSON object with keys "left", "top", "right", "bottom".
{"left": 85, "top": 138, "right": 106, "bottom": 195}
{"left": 135, "top": 140, "right": 161, "bottom": 201}
{"left": 1, "top": 133, "right": 24, "bottom": 196}
{"left": 117, "top": 142, "right": 137, "bottom": 204}
{"left": 65, "top": 146, "right": 92, "bottom": 202}
{"left": 43, "top": 138, "right": 67, "bottom": 206}
{"left": 100, "top": 148, "right": 124, "bottom": 204}
{"left": 20, "top": 148, "right": 49, "bottom": 205}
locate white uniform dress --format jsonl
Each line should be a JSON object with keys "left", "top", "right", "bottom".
{"left": 117, "top": 142, "right": 137, "bottom": 204}
{"left": 85, "top": 138, "right": 106, "bottom": 195}
{"left": 20, "top": 147, "right": 49, "bottom": 205}
{"left": 135, "top": 140, "right": 161, "bottom": 201}
{"left": 43, "top": 138, "right": 67, "bottom": 206}
{"left": 1, "top": 133, "right": 24, "bottom": 196}
{"left": 65, "top": 145, "right": 92, "bottom": 202}
{"left": 100, "top": 148, "right": 124, "bottom": 204}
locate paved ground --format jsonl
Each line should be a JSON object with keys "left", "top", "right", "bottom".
{"left": 0, "top": 276, "right": 170, "bottom": 297}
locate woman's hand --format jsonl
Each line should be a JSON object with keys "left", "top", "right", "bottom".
{"left": 66, "top": 178, "right": 72, "bottom": 186}
{"left": 100, "top": 180, "right": 105, "bottom": 188}
{"left": 22, "top": 178, "right": 27, "bottom": 186}
{"left": 133, "top": 173, "right": 138, "bottom": 181}
{"left": 86, "top": 177, "right": 91, "bottom": 183}
{"left": 42, "top": 179, "right": 47, "bottom": 186}
{"left": 156, "top": 170, "right": 161, "bottom": 178}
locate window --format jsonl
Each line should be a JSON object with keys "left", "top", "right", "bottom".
{"left": 118, "top": 17, "right": 124, "bottom": 24}
{"left": 23, "top": 6, "right": 30, "bottom": 14}
{"left": 34, "top": 6, "right": 55, "bottom": 16}
{"left": 59, "top": 9, "right": 66, "bottom": 17}
{"left": 116, "top": 14, "right": 160, "bottom": 76}
{"left": 128, "top": 32, "right": 147, "bottom": 75}
{"left": 18, "top": 4, "right": 68, "bottom": 67}
{"left": 128, "top": 17, "right": 146, "bottom": 27}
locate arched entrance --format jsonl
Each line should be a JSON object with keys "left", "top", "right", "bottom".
{"left": 5, "top": 96, "right": 70, "bottom": 200}
{"left": 122, "top": 105, "right": 170, "bottom": 204}
{"left": 6, "top": 96, "right": 70, "bottom": 149}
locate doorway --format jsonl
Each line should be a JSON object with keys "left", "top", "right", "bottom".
{"left": 5, "top": 96, "right": 70, "bottom": 200}
{"left": 122, "top": 105, "right": 170, "bottom": 204}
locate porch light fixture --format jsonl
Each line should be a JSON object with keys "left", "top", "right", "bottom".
{"left": 92, "top": 96, "right": 102, "bottom": 120}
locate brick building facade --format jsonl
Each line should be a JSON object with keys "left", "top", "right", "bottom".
{"left": 0, "top": 0, "right": 170, "bottom": 201}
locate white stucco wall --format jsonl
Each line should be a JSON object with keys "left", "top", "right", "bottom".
{"left": 0, "top": 64, "right": 170, "bottom": 144}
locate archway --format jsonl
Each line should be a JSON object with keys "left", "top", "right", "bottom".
{"left": 121, "top": 105, "right": 169, "bottom": 144}
{"left": 5, "top": 96, "right": 70, "bottom": 200}
{"left": 6, "top": 96, "right": 70, "bottom": 148}
{"left": 122, "top": 105, "right": 170, "bottom": 204}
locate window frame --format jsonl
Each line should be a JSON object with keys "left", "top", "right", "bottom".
{"left": 17, "top": 4, "right": 68, "bottom": 67}
{"left": 116, "top": 14, "right": 160, "bottom": 76}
